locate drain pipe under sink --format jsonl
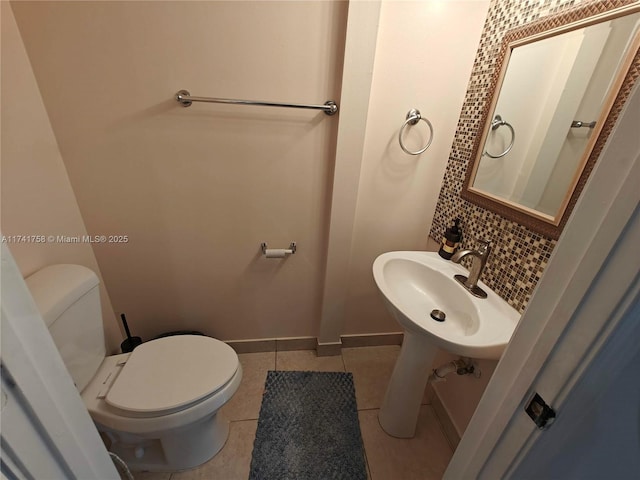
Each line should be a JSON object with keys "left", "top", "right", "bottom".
{"left": 428, "top": 358, "right": 480, "bottom": 383}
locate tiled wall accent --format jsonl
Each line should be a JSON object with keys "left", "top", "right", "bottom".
{"left": 431, "top": 0, "right": 638, "bottom": 313}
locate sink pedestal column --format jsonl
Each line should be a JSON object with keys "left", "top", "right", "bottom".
{"left": 378, "top": 330, "right": 437, "bottom": 438}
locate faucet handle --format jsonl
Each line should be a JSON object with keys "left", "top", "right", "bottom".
{"left": 476, "top": 239, "right": 491, "bottom": 255}
{"left": 463, "top": 234, "right": 490, "bottom": 246}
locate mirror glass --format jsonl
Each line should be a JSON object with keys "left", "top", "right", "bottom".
{"left": 463, "top": 7, "right": 640, "bottom": 238}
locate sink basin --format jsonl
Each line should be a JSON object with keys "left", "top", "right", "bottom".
{"left": 373, "top": 251, "right": 519, "bottom": 360}
{"left": 373, "top": 251, "right": 520, "bottom": 438}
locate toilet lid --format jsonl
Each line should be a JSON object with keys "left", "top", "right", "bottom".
{"left": 105, "top": 335, "right": 238, "bottom": 415}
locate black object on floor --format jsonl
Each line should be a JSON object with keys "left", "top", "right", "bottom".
{"left": 249, "top": 371, "right": 367, "bottom": 480}
{"left": 119, "top": 313, "right": 142, "bottom": 353}
{"left": 152, "top": 330, "right": 206, "bottom": 340}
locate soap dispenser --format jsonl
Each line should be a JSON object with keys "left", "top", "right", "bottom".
{"left": 438, "top": 218, "right": 462, "bottom": 260}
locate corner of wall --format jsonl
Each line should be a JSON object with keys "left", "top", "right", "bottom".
{"left": 2, "top": 2, "right": 120, "bottom": 353}
{"left": 318, "top": 0, "right": 381, "bottom": 344}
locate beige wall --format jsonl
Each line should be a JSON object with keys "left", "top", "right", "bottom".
{"left": 11, "top": 0, "right": 347, "bottom": 343}
{"left": 2, "top": 0, "right": 563, "bottom": 444}
{"left": 5, "top": 0, "right": 494, "bottom": 432}
{"left": 1, "top": 3, "right": 120, "bottom": 353}
{"left": 342, "top": 0, "right": 490, "bottom": 334}
{"left": 6, "top": 0, "right": 635, "bottom": 451}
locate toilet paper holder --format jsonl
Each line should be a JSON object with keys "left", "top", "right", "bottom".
{"left": 261, "top": 242, "right": 297, "bottom": 257}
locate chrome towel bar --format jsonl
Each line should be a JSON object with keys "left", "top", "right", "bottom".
{"left": 175, "top": 90, "right": 338, "bottom": 116}
{"left": 571, "top": 120, "right": 596, "bottom": 129}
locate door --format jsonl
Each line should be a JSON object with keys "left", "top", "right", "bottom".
{"left": 1, "top": 243, "right": 119, "bottom": 480}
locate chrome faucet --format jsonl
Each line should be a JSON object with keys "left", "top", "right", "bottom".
{"left": 451, "top": 239, "right": 491, "bottom": 298}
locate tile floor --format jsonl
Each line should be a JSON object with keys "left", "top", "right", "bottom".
{"left": 133, "top": 346, "right": 454, "bottom": 480}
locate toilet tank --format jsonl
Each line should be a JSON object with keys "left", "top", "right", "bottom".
{"left": 25, "top": 264, "right": 106, "bottom": 392}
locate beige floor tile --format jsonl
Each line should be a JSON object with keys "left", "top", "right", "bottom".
{"left": 171, "top": 420, "right": 257, "bottom": 480}
{"left": 359, "top": 406, "right": 453, "bottom": 480}
{"left": 276, "top": 349, "right": 345, "bottom": 372}
{"left": 220, "top": 352, "right": 274, "bottom": 421}
{"left": 342, "top": 346, "right": 400, "bottom": 410}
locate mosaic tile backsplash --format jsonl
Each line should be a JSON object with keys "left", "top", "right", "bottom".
{"left": 430, "top": 0, "right": 637, "bottom": 313}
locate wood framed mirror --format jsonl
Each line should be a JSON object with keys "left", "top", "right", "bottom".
{"left": 461, "top": 2, "right": 640, "bottom": 239}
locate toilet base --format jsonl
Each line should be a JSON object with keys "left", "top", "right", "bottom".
{"left": 101, "top": 410, "right": 230, "bottom": 472}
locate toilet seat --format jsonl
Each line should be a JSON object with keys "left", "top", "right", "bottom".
{"left": 103, "top": 335, "right": 238, "bottom": 417}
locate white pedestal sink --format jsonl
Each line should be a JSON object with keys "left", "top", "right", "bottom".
{"left": 373, "top": 251, "right": 520, "bottom": 438}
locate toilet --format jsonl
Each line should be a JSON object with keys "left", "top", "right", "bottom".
{"left": 25, "top": 264, "right": 242, "bottom": 472}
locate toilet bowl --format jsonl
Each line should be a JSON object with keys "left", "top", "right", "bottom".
{"left": 25, "top": 264, "right": 242, "bottom": 472}
{"left": 84, "top": 335, "right": 242, "bottom": 471}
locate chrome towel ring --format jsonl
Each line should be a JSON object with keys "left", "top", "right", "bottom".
{"left": 398, "top": 109, "right": 434, "bottom": 155}
{"left": 484, "top": 115, "right": 515, "bottom": 158}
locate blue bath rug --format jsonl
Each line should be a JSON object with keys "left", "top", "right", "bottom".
{"left": 249, "top": 371, "right": 367, "bottom": 480}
